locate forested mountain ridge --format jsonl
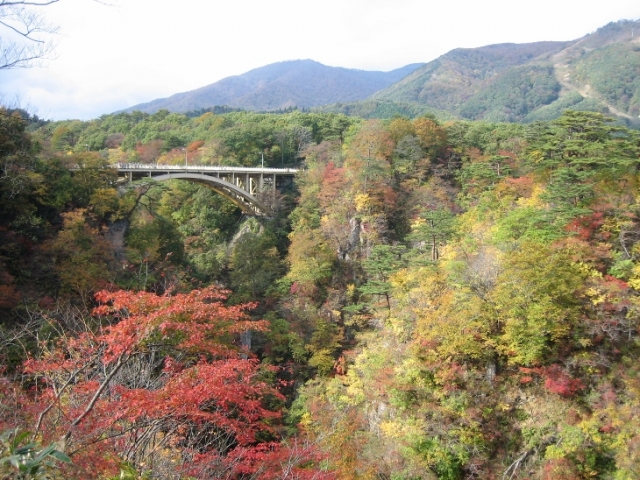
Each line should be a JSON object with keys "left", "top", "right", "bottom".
{"left": 119, "top": 19, "right": 639, "bottom": 125}
{"left": 121, "top": 60, "right": 425, "bottom": 114}
{"left": 549, "top": 20, "right": 640, "bottom": 121}
{"left": 370, "top": 19, "right": 640, "bottom": 124}
{"left": 371, "top": 41, "right": 573, "bottom": 108}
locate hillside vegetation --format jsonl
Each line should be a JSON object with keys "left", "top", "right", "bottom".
{"left": 371, "top": 20, "right": 640, "bottom": 125}
{"left": 123, "top": 60, "right": 425, "bottom": 114}
{"left": 116, "top": 20, "right": 640, "bottom": 126}
{"left": 2, "top": 106, "right": 640, "bottom": 478}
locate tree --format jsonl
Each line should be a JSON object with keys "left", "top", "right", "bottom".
{"left": 410, "top": 207, "right": 455, "bottom": 261}
{"left": 360, "top": 244, "right": 407, "bottom": 310}
{"left": 491, "top": 242, "right": 585, "bottom": 366}
{"left": 0, "top": 0, "right": 110, "bottom": 70}
{"left": 18, "top": 287, "right": 293, "bottom": 478}
{"left": 291, "top": 125, "right": 313, "bottom": 159}
{"left": 0, "top": 107, "right": 36, "bottom": 225}
{"left": 229, "top": 230, "right": 284, "bottom": 304}
{"left": 0, "top": 0, "right": 60, "bottom": 70}
{"left": 44, "top": 209, "right": 114, "bottom": 299}
{"left": 413, "top": 117, "right": 447, "bottom": 159}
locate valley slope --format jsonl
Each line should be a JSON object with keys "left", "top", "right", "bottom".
{"left": 369, "top": 19, "right": 640, "bottom": 124}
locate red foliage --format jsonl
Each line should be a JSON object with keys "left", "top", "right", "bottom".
{"left": 15, "top": 287, "right": 315, "bottom": 478}
{"left": 318, "top": 161, "right": 348, "bottom": 212}
{"left": 542, "top": 458, "right": 581, "bottom": 480}
{"left": 135, "top": 139, "right": 164, "bottom": 164}
{"left": 185, "top": 440, "right": 335, "bottom": 479}
{"left": 565, "top": 212, "right": 605, "bottom": 241}
{"left": 602, "top": 275, "right": 629, "bottom": 291}
{"left": 518, "top": 365, "right": 585, "bottom": 397}
{"left": 0, "top": 284, "right": 20, "bottom": 309}
{"left": 504, "top": 175, "right": 534, "bottom": 198}
{"left": 543, "top": 365, "right": 585, "bottom": 397}
{"left": 187, "top": 140, "right": 205, "bottom": 152}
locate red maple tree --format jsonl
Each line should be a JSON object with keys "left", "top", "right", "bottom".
{"left": 13, "top": 286, "right": 331, "bottom": 478}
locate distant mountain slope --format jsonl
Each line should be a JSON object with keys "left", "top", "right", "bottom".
{"left": 371, "top": 20, "right": 640, "bottom": 124}
{"left": 371, "top": 42, "right": 573, "bottom": 111}
{"left": 121, "top": 20, "right": 640, "bottom": 124}
{"left": 550, "top": 20, "right": 640, "bottom": 120}
{"left": 122, "top": 60, "right": 425, "bottom": 114}
{"left": 313, "top": 99, "right": 457, "bottom": 121}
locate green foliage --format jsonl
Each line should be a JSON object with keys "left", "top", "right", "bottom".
{"left": 229, "top": 226, "right": 285, "bottom": 304}
{"left": 493, "top": 205, "right": 563, "bottom": 244}
{"left": 491, "top": 242, "right": 585, "bottom": 365}
{"left": 0, "top": 429, "right": 71, "bottom": 479}
{"left": 359, "top": 244, "right": 408, "bottom": 310}
{"left": 412, "top": 438, "right": 464, "bottom": 480}
{"left": 523, "top": 91, "right": 608, "bottom": 123}
{"left": 459, "top": 65, "right": 561, "bottom": 122}
{"left": 572, "top": 42, "right": 640, "bottom": 116}
{"left": 371, "top": 24, "right": 640, "bottom": 124}
{"left": 408, "top": 207, "right": 456, "bottom": 260}
{"left": 7, "top": 83, "right": 640, "bottom": 479}
{"left": 160, "top": 182, "right": 241, "bottom": 281}
{"left": 314, "top": 99, "right": 455, "bottom": 121}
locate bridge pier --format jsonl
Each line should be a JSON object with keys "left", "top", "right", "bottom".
{"left": 114, "top": 164, "right": 298, "bottom": 217}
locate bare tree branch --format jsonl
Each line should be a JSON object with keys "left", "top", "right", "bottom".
{"left": 0, "top": 0, "right": 112, "bottom": 69}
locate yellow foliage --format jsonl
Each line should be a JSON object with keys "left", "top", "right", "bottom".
{"left": 516, "top": 184, "right": 546, "bottom": 208}
{"left": 355, "top": 193, "right": 372, "bottom": 213}
{"left": 491, "top": 242, "right": 584, "bottom": 365}
{"left": 346, "top": 283, "right": 357, "bottom": 301}
{"left": 585, "top": 287, "right": 607, "bottom": 305}
{"left": 628, "top": 264, "right": 640, "bottom": 290}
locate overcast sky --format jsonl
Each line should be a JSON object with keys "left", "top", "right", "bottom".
{"left": 0, "top": 0, "right": 638, "bottom": 121}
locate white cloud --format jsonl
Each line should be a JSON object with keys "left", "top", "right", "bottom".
{"left": 0, "top": 0, "right": 637, "bottom": 120}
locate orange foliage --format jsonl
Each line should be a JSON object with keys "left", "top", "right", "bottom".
{"left": 13, "top": 287, "right": 332, "bottom": 478}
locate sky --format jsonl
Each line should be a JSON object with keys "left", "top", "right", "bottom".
{"left": 0, "top": 0, "right": 638, "bottom": 121}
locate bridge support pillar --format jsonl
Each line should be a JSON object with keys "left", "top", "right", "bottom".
{"left": 114, "top": 165, "right": 296, "bottom": 216}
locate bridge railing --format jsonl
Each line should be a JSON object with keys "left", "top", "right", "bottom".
{"left": 114, "top": 163, "right": 298, "bottom": 174}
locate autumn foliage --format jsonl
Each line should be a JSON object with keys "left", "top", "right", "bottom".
{"left": 5, "top": 107, "right": 640, "bottom": 478}
{"left": 7, "top": 287, "right": 328, "bottom": 478}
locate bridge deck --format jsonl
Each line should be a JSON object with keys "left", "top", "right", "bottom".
{"left": 115, "top": 163, "right": 298, "bottom": 175}
{"left": 112, "top": 163, "right": 298, "bottom": 217}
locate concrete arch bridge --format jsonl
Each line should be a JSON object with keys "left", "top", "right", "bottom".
{"left": 115, "top": 164, "right": 298, "bottom": 217}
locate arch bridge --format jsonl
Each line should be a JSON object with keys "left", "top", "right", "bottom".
{"left": 115, "top": 164, "right": 298, "bottom": 217}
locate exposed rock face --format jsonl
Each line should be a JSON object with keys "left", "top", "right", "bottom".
{"left": 338, "top": 217, "right": 361, "bottom": 261}
{"left": 106, "top": 218, "right": 129, "bottom": 263}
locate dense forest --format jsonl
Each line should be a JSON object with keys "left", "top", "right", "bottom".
{"left": 1, "top": 106, "right": 640, "bottom": 480}
{"left": 368, "top": 20, "right": 640, "bottom": 126}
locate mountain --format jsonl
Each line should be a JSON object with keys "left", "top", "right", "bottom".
{"left": 370, "top": 19, "right": 640, "bottom": 124}
{"left": 121, "top": 60, "right": 425, "bottom": 114}
{"left": 312, "top": 99, "right": 457, "bottom": 121}
{"left": 121, "top": 20, "right": 640, "bottom": 124}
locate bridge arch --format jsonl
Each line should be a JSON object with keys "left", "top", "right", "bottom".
{"left": 149, "top": 173, "right": 272, "bottom": 216}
